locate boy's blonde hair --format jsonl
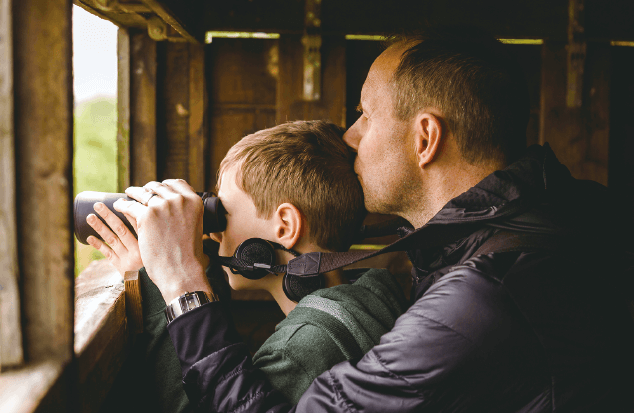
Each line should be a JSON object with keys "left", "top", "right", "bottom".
{"left": 218, "top": 120, "right": 366, "bottom": 252}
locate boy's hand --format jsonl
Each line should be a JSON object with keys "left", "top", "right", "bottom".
{"left": 86, "top": 202, "right": 143, "bottom": 277}
{"left": 114, "top": 179, "right": 212, "bottom": 303}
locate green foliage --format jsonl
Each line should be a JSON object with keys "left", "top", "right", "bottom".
{"left": 74, "top": 96, "right": 117, "bottom": 276}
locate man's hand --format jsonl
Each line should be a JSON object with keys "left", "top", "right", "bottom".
{"left": 86, "top": 202, "right": 143, "bottom": 277}
{"left": 113, "top": 179, "right": 212, "bottom": 303}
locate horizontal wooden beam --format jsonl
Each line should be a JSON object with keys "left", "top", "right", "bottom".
{"left": 74, "top": 0, "right": 205, "bottom": 42}
{"left": 202, "top": 0, "right": 634, "bottom": 41}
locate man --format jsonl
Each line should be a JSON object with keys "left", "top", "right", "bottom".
{"left": 87, "top": 121, "right": 406, "bottom": 409}
{"left": 117, "top": 28, "right": 634, "bottom": 412}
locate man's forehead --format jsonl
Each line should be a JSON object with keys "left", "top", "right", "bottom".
{"left": 360, "top": 44, "right": 408, "bottom": 106}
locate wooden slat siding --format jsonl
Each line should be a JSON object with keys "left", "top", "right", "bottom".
{"left": 206, "top": 38, "right": 278, "bottom": 188}
{"left": 188, "top": 43, "right": 206, "bottom": 191}
{"left": 608, "top": 46, "right": 634, "bottom": 208}
{"left": 276, "top": 34, "right": 346, "bottom": 126}
{"left": 74, "top": 260, "right": 128, "bottom": 413}
{"left": 0, "top": 0, "right": 23, "bottom": 368}
{"left": 540, "top": 41, "right": 610, "bottom": 185}
{"left": 14, "top": 0, "right": 74, "bottom": 362}
{"left": 118, "top": 29, "right": 132, "bottom": 191}
{"left": 130, "top": 31, "right": 158, "bottom": 186}
{"left": 158, "top": 42, "right": 190, "bottom": 181}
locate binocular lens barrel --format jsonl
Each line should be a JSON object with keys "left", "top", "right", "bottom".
{"left": 73, "top": 191, "right": 227, "bottom": 245}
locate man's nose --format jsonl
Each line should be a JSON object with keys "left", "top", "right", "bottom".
{"left": 343, "top": 121, "right": 361, "bottom": 151}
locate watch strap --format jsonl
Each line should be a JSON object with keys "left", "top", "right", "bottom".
{"left": 165, "top": 291, "right": 218, "bottom": 324}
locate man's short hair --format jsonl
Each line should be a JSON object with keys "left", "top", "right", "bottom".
{"left": 218, "top": 120, "right": 366, "bottom": 252}
{"left": 388, "top": 27, "right": 530, "bottom": 165}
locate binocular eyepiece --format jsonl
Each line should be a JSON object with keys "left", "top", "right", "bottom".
{"left": 73, "top": 191, "right": 227, "bottom": 245}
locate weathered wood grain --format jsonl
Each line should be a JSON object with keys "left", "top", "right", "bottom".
{"left": 276, "top": 34, "right": 346, "bottom": 126}
{"left": 74, "top": 259, "right": 129, "bottom": 413}
{"left": 14, "top": 0, "right": 74, "bottom": 364}
{"left": 188, "top": 42, "right": 206, "bottom": 191}
{"left": 540, "top": 41, "right": 610, "bottom": 185}
{"left": 130, "top": 31, "right": 158, "bottom": 186}
{"left": 118, "top": 28, "right": 132, "bottom": 191}
{"left": 0, "top": 0, "right": 24, "bottom": 369}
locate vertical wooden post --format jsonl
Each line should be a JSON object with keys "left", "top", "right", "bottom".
{"left": 0, "top": 0, "right": 23, "bottom": 369}
{"left": 130, "top": 31, "right": 158, "bottom": 186}
{"left": 12, "top": 0, "right": 74, "bottom": 369}
{"left": 118, "top": 29, "right": 132, "bottom": 191}
{"left": 188, "top": 43, "right": 206, "bottom": 191}
{"left": 540, "top": 41, "right": 610, "bottom": 185}
{"left": 157, "top": 41, "right": 207, "bottom": 190}
{"left": 277, "top": 34, "right": 346, "bottom": 126}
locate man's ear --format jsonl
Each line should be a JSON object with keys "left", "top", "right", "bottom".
{"left": 413, "top": 111, "right": 443, "bottom": 169}
{"left": 273, "top": 203, "right": 304, "bottom": 249}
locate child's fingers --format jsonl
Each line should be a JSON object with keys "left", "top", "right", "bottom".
{"left": 86, "top": 213, "right": 127, "bottom": 255}
{"left": 93, "top": 202, "right": 138, "bottom": 248}
{"left": 86, "top": 235, "right": 117, "bottom": 262}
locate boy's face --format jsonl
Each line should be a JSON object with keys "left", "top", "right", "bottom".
{"left": 210, "top": 166, "right": 274, "bottom": 290}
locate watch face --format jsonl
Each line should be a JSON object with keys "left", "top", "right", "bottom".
{"left": 185, "top": 294, "right": 199, "bottom": 310}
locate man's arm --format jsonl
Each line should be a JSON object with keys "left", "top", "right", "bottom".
{"left": 113, "top": 179, "right": 491, "bottom": 413}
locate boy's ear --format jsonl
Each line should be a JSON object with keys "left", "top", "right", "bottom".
{"left": 273, "top": 203, "right": 304, "bottom": 249}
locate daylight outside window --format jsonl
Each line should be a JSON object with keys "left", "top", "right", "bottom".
{"left": 73, "top": 5, "right": 118, "bottom": 275}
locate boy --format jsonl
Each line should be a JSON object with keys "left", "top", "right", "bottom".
{"left": 86, "top": 120, "right": 406, "bottom": 410}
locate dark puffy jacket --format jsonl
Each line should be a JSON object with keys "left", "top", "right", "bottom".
{"left": 167, "top": 144, "right": 634, "bottom": 412}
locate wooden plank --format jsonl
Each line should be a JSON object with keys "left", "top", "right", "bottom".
{"left": 540, "top": 41, "right": 610, "bottom": 185}
{"left": 140, "top": 0, "right": 202, "bottom": 43}
{"left": 118, "top": 28, "right": 132, "bottom": 191}
{"left": 203, "top": 0, "right": 572, "bottom": 40}
{"left": 158, "top": 42, "right": 190, "bottom": 180}
{"left": 74, "top": 259, "right": 129, "bottom": 413}
{"left": 205, "top": 38, "right": 278, "bottom": 188}
{"left": 0, "top": 0, "right": 24, "bottom": 368}
{"left": 276, "top": 34, "right": 346, "bottom": 126}
{"left": 188, "top": 42, "right": 206, "bottom": 191}
{"left": 13, "top": 0, "right": 74, "bottom": 364}
{"left": 130, "top": 31, "right": 157, "bottom": 186}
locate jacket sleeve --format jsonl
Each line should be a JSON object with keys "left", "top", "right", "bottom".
{"left": 167, "top": 267, "right": 495, "bottom": 413}
{"left": 254, "top": 323, "right": 346, "bottom": 404}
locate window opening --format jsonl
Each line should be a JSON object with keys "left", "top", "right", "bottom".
{"left": 73, "top": 5, "right": 118, "bottom": 276}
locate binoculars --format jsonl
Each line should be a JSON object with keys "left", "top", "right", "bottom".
{"left": 73, "top": 191, "right": 227, "bottom": 245}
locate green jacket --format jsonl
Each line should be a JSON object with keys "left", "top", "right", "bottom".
{"left": 116, "top": 267, "right": 405, "bottom": 411}
{"left": 253, "top": 268, "right": 407, "bottom": 403}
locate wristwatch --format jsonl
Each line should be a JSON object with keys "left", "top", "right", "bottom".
{"left": 164, "top": 291, "right": 218, "bottom": 324}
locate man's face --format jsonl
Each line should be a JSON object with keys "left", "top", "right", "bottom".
{"left": 343, "top": 45, "right": 420, "bottom": 216}
{"left": 210, "top": 166, "right": 273, "bottom": 290}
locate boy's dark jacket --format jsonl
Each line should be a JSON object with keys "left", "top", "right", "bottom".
{"left": 167, "top": 144, "right": 634, "bottom": 412}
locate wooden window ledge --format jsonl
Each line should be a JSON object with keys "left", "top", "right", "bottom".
{"left": 74, "top": 259, "right": 129, "bottom": 412}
